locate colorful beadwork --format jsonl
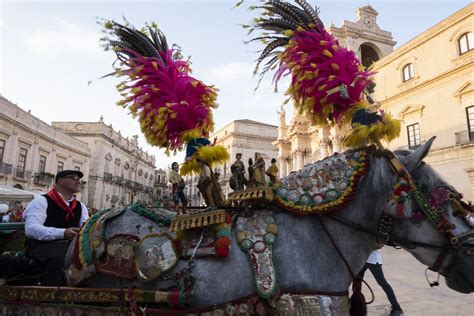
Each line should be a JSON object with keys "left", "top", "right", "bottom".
{"left": 274, "top": 149, "right": 369, "bottom": 215}
{"left": 236, "top": 211, "right": 279, "bottom": 299}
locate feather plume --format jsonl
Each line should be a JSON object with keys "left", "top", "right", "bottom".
{"left": 101, "top": 19, "right": 217, "bottom": 152}
{"left": 242, "top": 1, "right": 400, "bottom": 147}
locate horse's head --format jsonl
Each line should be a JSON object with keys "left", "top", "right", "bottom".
{"left": 388, "top": 137, "right": 474, "bottom": 293}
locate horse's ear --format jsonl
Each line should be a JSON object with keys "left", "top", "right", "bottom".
{"left": 404, "top": 136, "right": 436, "bottom": 171}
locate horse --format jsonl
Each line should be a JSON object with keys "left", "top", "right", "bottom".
{"left": 65, "top": 137, "right": 473, "bottom": 314}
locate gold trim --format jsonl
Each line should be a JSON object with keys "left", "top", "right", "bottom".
{"left": 0, "top": 286, "right": 168, "bottom": 303}
{"left": 170, "top": 209, "right": 227, "bottom": 232}
{"left": 227, "top": 187, "right": 275, "bottom": 206}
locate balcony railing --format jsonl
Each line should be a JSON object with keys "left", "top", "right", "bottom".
{"left": 111, "top": 195, "right": 119, "bottom": 203}
{"left": 103, "top": 172, "right": 113, "bottom": 182}
{"left": 132, "top": 182, "right": 143, "bottom": 191}
{"left": 12, "top": 168, "right": 32, "bottom": 181}
{"left": 125, "top": 180, "right": 133, "bottom": 188}
{"left": 113, "top": 176, "right": 124, "bottom": 186}
{"left": 154, "top": 180, "right": 167, "bottom": 187}
{"left": 34, "top": 172, "right": 55, "bottom": 186}
{"left": 0, "top": 163, "right": 13, "bottom": 176}
{"left": 455, "top": 130, "right": 474, "bottom": 145}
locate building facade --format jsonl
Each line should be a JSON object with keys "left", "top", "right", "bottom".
{"left": 0, "top": 96, "right": 91, "bottom": 202}
{"left": 52, "top": 119, "right": 157, "bottom": 209}
{"left": 154, "top": 168, "right": 171, "bottom": 205}
{"left": 372, "top": 3, "right": 474, "bottom": 200}
{"left": 276, "top": 6, "right": 395, "bottom": 177}
{"left": 205, "top": 119, "right": 278, "bottom": 201}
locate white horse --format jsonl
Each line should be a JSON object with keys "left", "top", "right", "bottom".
{"left": 68, "top": 138, "right": 473, "bottom": 314}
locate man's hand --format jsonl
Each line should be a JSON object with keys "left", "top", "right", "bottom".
{"left": 64, "top": 227, "right": 80, "bottom": 240}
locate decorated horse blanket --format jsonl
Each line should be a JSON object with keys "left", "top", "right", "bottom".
{"left": 65, "top": 204, "right": 177, "bottom": 286}
{"left": 274, "top": 149, "right": 370, "bottom": 215}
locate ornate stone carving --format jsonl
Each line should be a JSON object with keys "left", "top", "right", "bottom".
{"left": 75, "top": 123, "right": 84, "bottom": 131}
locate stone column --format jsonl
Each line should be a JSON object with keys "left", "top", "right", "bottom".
{"left": 278, "top": 156, "right": 287, "bottom": 178}
{"left": 319, "top": 139, "right": 330, "bottom": 159}
{"left": 331, "top": 135, "right": 344, "bottom": 154}
{"left": 295, "top": 151, "right": 304, "bottom": 170}
{"left": 318, "top": 126, "right": 331, "bottom": 159}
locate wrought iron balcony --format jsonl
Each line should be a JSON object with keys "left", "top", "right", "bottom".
{"left": 131, "top": 181, "right": 143, "bottom": 191}
{"left": 103, "top": 172, "right": 113, "bottom": 182}
{"left": 111, "top": 195, "right": 119, "bottom": 203}
{"left": 0, "top": 163, "right": 12, "bottom": 176}
{"left": 455, "top": 130, "right": 474, "bottom": 145}
{"left": 12, "top": 168, "right": 32, "bottom": 181}
{"left": 113, "top": 176, "right": 124, "bottom": 185}
{"left": 34, "top": 172, "right": 55, "bottom": 186}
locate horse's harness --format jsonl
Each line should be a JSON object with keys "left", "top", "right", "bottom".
{"left": 328, "top": 149, "right": 474, "bottom": 275}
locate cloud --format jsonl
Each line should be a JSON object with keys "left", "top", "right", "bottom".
{"left": 22, "top": 17, "right": 104, "bottom": 60}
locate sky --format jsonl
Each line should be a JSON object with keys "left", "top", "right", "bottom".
{"left": 0, "top": 0, "right": 471, "bottom": 169}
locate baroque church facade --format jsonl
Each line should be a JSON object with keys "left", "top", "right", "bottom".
{"left": 275, "top": 6, "right": 395, "bottom": 177}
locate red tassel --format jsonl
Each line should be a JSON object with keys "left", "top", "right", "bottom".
{"left": 350, "top": 278, "right": 367, "bottom": 316}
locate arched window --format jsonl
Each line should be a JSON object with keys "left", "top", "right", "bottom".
{"left": 458, "top": 32, "right": 473, "bottom": 55}
{"left": 402, "top": 63, "right": 414, "bottom": 82}
{"left": 360, "top": 44, "right": 380, "bottom": 69}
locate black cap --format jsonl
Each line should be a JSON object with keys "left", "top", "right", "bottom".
{"left": 55, "top": 170, "right": 84, "bottom": 183}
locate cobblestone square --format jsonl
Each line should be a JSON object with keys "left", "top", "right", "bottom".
{"left": 365, "top": 247, "right": 470, "bottom": 315}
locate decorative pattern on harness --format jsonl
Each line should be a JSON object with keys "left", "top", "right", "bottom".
{"left": 172, "top": 210, "right": 232, "bottom": 258}
{"left": 236, "top": 211, "right": 279, "bottom": 299}
{"left": 274, "top": 149, "right": 369, "bottom": 215}
{"left": 135, "top": 233, "right": 179, "bottom": 281}
{"left": 66, "top": 205, "right": 177, "bottom": 286}
{"left": 384, "top": 151, "right": 457, "bottom": 244}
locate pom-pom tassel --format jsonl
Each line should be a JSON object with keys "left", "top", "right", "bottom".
{"left": 350, "top": 278, "right": 367, "bottom": 316}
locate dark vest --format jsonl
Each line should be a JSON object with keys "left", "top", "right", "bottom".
{"left": 26, "top": 195, "right": 82, "bottom": 253}
{"left": 42, "top": 194, "right": 82, "bottom": 229}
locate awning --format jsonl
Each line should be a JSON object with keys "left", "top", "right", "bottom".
{"left": 0, "top": 185, "right": 35, "bottom": 202}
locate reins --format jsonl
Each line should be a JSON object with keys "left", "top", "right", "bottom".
{"left": 326, "top": 213, "right": 449, "bottom": 251}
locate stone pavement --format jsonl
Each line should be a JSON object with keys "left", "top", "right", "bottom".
{"left": 364, "top": 247, "right": 471, "bottom": 315}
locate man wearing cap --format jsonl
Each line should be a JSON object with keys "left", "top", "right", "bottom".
{"left": 23, "top": 170, "right": 89, "bottom": 286}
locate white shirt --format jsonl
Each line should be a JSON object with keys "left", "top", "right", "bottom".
{"left": 23, "top": 194, "right": 89, "bottom": 241}
{"left": 367, "top": 249, "right": 383, "bottom": 264}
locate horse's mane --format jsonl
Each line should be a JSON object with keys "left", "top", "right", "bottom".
{"left": 364, "top": 151, "right": 395, "bottom": 197}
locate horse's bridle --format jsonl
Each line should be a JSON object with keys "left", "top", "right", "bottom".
{"left": 328, "top": 149, "right": 474, "bottom": 274}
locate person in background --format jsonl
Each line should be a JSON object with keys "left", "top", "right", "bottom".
{"left": 357, "top": 248, "right": 403, "bottom": 316}
{"left": 196, "top": 157, "right": 224, "bottom": 209}
{"left": 0, "top": 204, "right": 9, "bottom": 223}
{"left": 230, "top": 153, "right": 247, "bottom": 191}
{"left": 23, "top": 170, "right": 89, "bottom": 286}
{"left": 265, "top": 158, "right": 279, "bottom": 184}
{"left": 252, "top": 152, "right": 266, "bottom": 187}
{"left": 168, "top": 162, "right": 187, "bottom": 213}
{"left": 8, "top": 203, "right": 24, "bottom": 222}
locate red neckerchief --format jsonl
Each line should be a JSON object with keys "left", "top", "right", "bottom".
{"left": 47, "top": 188, "right": 77, "bottom": 221}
